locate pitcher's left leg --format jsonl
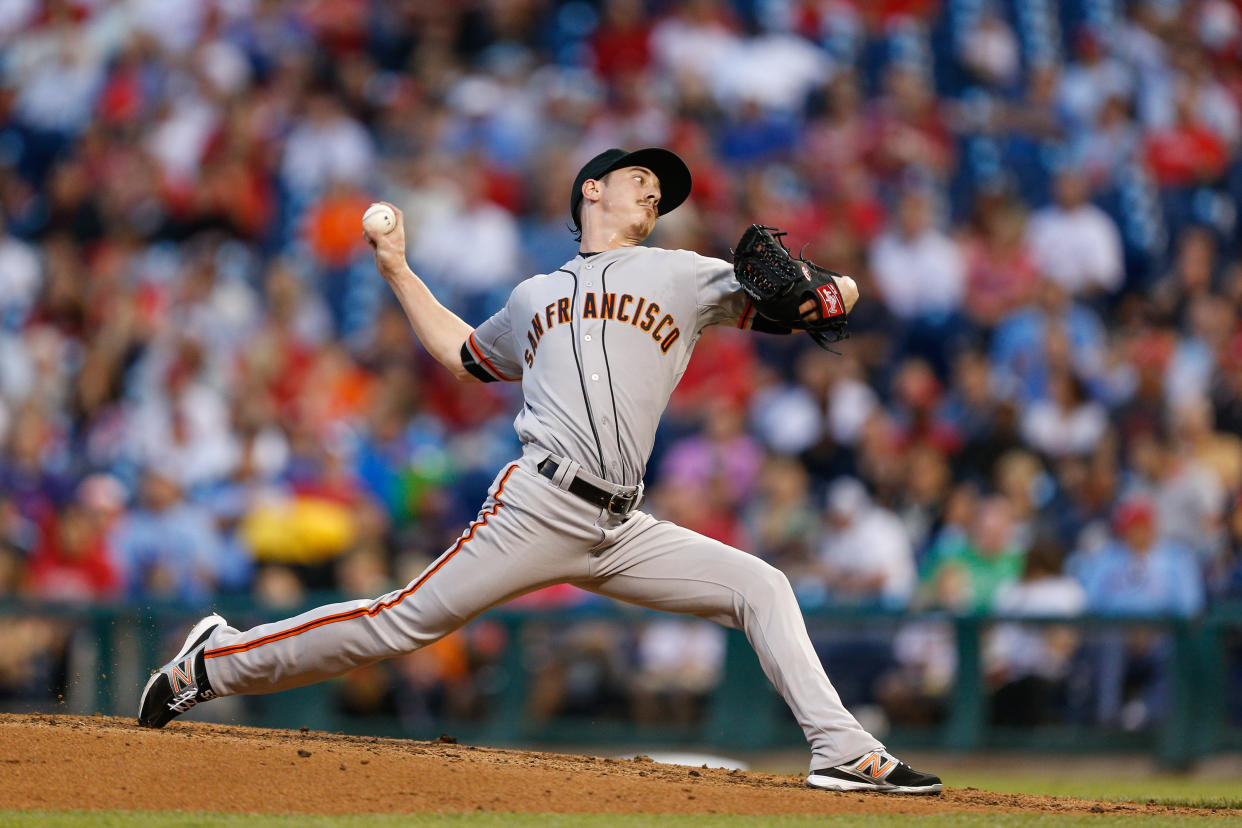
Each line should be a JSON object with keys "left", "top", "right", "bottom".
{"left": 583, "top": 514, "right": 880, "bottom": 770}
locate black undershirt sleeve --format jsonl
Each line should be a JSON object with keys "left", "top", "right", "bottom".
{"left": 460, "top": 342, "right": 499, "bottom": 382}
{"left": 750, "top": 315, "right": 795, "bottom": 335}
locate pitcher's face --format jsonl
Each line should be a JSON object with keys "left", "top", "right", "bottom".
{"left": 599, "top": 166, "right": 661, "bottom": 239}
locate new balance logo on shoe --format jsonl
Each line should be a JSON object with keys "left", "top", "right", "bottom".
{"left": 137, "top": 614, "right": 227, "bottom": 729}
{"left": 169, "top": 660, "right": 193, "bottom": 694}
{"left": 854, "top": 752, "right": 898, "bottom": 779}
{"left": 807, "top": 749, "right": 943, "bottom": 795}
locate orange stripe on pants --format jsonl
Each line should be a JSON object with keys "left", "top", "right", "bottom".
{"left": 204, "top": 464, "right": 519, "bottom": 661}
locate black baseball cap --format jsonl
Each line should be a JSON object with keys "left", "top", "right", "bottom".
{"left": 570, "top": 147, "right": 692, "bottom": 228}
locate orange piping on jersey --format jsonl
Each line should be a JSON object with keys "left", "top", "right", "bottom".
{"left": 205, "top": 464, "right": 520, "bottom": 660}
{"left": 467, "top": 332, "right": 519, "bottom": 382}
{"left": 738, "top": 299, "right": 755, "bottom": 329}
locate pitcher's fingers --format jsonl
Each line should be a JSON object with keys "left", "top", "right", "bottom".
{"left": 838, "top": 276, "right": 859, "bottom": 313}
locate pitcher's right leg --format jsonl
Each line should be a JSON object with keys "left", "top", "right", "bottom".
{"left": 199, "top": 464, "right": 591, "bottom": 698}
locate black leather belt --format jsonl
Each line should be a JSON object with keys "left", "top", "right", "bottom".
{"left": 538, "top": 458, "right": 639, "bottom": 516}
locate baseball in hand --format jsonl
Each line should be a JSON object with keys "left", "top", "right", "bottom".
{"left": 362, "top": 203, "right": 396, "bottom": 236}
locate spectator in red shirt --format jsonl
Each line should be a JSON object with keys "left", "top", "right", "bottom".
{"left": 589, "top": 0, "right": 652, "bottom": 84}
{"left": 27, "top": 502, "right": 120, "bottom": 601}
{"left": 1145, "top": 86, "right": 1229, "bottom": 187}
{"left": 866, "top": 65, "right": 955, "bottom": 184}
{"left": 958, "top": 188, "right": 1040, "bottom": 328}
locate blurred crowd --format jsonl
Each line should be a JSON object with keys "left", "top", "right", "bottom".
{"left": 1, "top": 0, "right": 1242, "bottom": 731}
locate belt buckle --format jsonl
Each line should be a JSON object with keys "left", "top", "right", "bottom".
{"left": 606, "top": 490, "right": 636, "bottom": 516}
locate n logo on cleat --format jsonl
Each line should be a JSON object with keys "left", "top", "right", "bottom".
{"left": 170, "top": 660, "right": 193, "bottom": 693}
{"left": 855, "top": 753, "right": 897, "bottom": 779}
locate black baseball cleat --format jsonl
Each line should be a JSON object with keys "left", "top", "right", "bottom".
{"left": 807, "top": 749, "right": 943, "bottom": 794}
{"left": 137, "top": 613, "right": 226, "bottom": 729}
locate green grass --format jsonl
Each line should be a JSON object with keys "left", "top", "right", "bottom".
{"left": 0, "top": 814, "right": 1233, "bottom": 827}
{"left": 940, "top": 772, "right": 1242, "bottom": 810}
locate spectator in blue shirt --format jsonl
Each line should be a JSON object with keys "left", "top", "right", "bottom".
{"left": 1079, "top": 498, "right": 1204, "bottom": 618}
{"left": 990, "top": 279, "right": 1107, "bottom": 404}
{"left": 1076, "top": 497, "right": 1203, "bottom": 728}
{"left": 109, "top": 465, "right": 246, "bottom": 604}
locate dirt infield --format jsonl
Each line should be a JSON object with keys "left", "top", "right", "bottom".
{"left": 0, "top": 713, "right": 1234, "bottom": 817}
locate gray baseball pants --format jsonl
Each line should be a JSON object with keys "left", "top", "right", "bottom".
{"left": 202, "top": 449, "right": 882, "bottom": 769}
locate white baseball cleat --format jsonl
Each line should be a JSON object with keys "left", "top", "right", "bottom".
{"left": 807, "top": 749, "right": 944, "bottom": 794}
{"left": 137, "top": 613, "right": 226, "bottom": 729}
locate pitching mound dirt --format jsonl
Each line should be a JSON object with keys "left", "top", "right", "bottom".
{"left": 0, "top": 714, "right": 1234, "bottom": 817}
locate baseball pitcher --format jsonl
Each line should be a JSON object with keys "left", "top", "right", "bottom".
{"left": 138, "top": 147, "right": 942, "bottom": 795}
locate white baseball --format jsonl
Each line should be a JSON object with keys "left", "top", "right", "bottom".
{"left": 362, "top": 203, "right": 396, "bottom": 235}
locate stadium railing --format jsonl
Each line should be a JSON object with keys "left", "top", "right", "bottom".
{"left": 0, "top": 597, "right": 1238, "bottom": 767}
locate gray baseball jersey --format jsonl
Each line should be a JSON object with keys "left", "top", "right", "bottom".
{"left": 200, "top": 246, "right": 881, "bottom": 770}
{"left": 464, "top": 247, "right": 752, "bottom": 485}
